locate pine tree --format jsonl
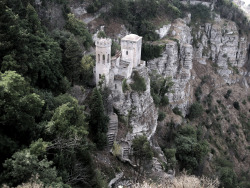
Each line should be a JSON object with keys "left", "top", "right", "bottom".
{"left": 89, "top": 88, "right": 109, "bottom": 149}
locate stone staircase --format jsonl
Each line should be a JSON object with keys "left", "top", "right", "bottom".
{"left": 107, "top": 133, "right": 116, "bottom": 148}
{"left": 152, "top": 157, "right": 163, "bottom": 172}
{"left": 122, "top": 147, "right": 130, "bottom": 159}
{"left": 107, "top": 113, "right": 118, "bottom": 148}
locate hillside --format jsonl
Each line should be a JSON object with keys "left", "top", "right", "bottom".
{"left": 0, "top": 0, "right": 250, "bottom": 188}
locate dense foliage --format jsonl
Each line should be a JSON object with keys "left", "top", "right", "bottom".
{"left": 89, "top": 88, "right": 109, "bottom": 149}
{"left": 175, "top": 126, "right": 209, "bottom": 174}
{"left": 0, "top": 1, "right": 106, "bottom": 187}
{"left": 150, "top": 73, "right": 173, "bottom": 106}
{"left": 141, "top": 44, "right": 164, "bottom": 61}
{"left": 130, "top": 71, "right": 146, "bottom": 92}
{"left": 132, "top": 135, "right": 153, "bottom": 176}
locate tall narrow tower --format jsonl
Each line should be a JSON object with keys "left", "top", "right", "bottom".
{"left": 121, "top": 34, "right": 142, "bottom": 68}
{"left": 95, "top": 38, "right": 112, "bottom": 86}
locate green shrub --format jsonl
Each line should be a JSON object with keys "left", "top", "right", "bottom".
{"left": 112, "top": 142, "right": 121, "bottom": 157}
{"left": 65, "top": 14, "right": 93, "bottom": 49}
{"left": 219, "top": 167, "right": 237, "bottom": 188}
{"left": 130, "top": 71, "right": 146, "bottom": 92}
{"left": 152, "top": 93, "right": 161, "bottom": 106}
{"left": 158, "top": 111, "right": 166, "bottom": 121}
{"left": 224, "top": 89, "right": 232, "bottom": 99}
{"left": 166, "top": 3, "right": 181, "bottom": 19}
{"left": 164, "top": 148, "right": 177, "bottom": 169}
{"left": 175, "top": 125, "right": 209, "bottom": 173}
{"left": 242, "top": 100, "right": 246, "bottom": 105}
{"left": 122, "top": 79, "right": 129, "bottom": 93}
{"left": 233, "top": 101, "right": 240, "bottom": 110}
{"left": 195, "top": 86, "right": 202, "bottom": 101}
{"left": 173, "top": 107, "right": 182, "bottom": 116}
{"left": 188, "top": 4, "right": 211, "bottom": 24}
{"left": 160, "top": 95, "right": 169, "bottom": 106}
{"left": 97, "top": 30, "right": 106, "bottom": 38}
{"left": 150, "top": 73, "right": 173, "bottom": 106}
{"left": 86, "top": 0, "right": 103, "bottom": 13}
{"left": 141, "top": 43, "right": 164, "bottom": 61}
{"left": 189, "top": 102, "right": 203, "bottom": 119}
{"left": 111, "top": 40, "right": 120, "bottom": 56}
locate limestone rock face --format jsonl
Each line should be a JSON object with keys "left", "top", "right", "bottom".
{"left": 193, "top": 16, "right": 249, "bottom": 84}
{"left": 148, "top": 16, "right": 249, "bottom": 115}
{"left": 112, "top": 66, "right": 158, "bottom": 160}
{"left": 155, "top": 24, "right": 171, "bottom": 39}
{"left": 148, "top": 18, "right": 194, "bottom": 115}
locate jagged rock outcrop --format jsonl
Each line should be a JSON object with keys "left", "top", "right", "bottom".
{"left": 148, "top": 18, "right": 194, "bottom": 115}
{"left": 112, "top": 65, "right": 158, "bottom": 160}
{"left": 193, "top": 15, "right": 249, "bottom": 84}
{"left": 148, "top": 15, "right": 250, "bottom": 114}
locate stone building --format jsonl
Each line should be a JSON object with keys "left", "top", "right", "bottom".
{"left": 95, "top": 34, "right": 144, "bottom": 92}
{"left": 95, "top": 38, "right": 112, "bottom": 86}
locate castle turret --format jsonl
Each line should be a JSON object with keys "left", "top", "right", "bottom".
{"left": 121, "top": 34, "right": 142, "bottom": 68}
{"left": 95, "top": 38, "right": 112, "bottom": 86}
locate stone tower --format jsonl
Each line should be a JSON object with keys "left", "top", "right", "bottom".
{"left": 121, "top": 34, "right": 142, "bottom": 68}
{"left": 95, "top": 38, "right": 112, "bottom": 86}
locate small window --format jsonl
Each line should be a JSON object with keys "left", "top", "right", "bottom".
{"left": 103, "top": 55, "right": 105, "bottom": 64}
{"left": 126, "top": 51, "right": 128, "bottom": 55}
{"left": 99, "top": 74, "right": 101, "bottom": 79}
{"left": 115, "top": 84, "right": 117, "bottom": 89}
{"left": 107, "top": 54, "right": 109, "bottom": 63}
{"left": 98, "top": 54, "right": 100, "bottom": 63}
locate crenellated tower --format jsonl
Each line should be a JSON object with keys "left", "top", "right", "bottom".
{"left": 95, "top": 38, "right": 112, "bottom": 86}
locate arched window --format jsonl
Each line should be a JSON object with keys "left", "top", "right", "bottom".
{"left": 98, "top": 54, "right": 100, "bottom": 63}
{"left": 103, "top": 55, "right": 105, "bottom": 64}
{"left": 126, "top": 51, "right": 128, "bottom": 55}
{"left": 107, "top": 54, "right": 110, "bottom": 63}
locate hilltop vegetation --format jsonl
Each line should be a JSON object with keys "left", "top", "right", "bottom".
{"left": 0, "top": 0, "right": 250, "bottom": 187}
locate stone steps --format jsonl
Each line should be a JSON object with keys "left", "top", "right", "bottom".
{"left": 122, "top": 147, "right": 130, "bottom": 159}
{"left": 108, "top": 124, "right": 117, "bottom": 131}
{"left": 152, "top": 158, "right": 163, "bottom": 172}
{"left": 107, "top": 114, "right": 118, "bottom": 148}
{"left": 107, "top": 133, "right": 116, "bottom": 147}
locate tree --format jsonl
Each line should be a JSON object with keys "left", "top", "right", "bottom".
{"left": 164, "top": 148, "right": 177, "bottom": 169}
{"left": 189, "top": 102, "right": 203, "bottom": 119}
{"left": 111, "top": 40, "right": 120, "bottom": 56}
{"left": 65, "top": 13, "right": 93, "bottom": 49}
{"left": 46, "top": 97, "right": 91, "bottom": 185}
{"left": 26, "top": 3, "right": 41, "bottom": 34}
{"left": 89, "top": 88, "right": 109, "bottom": 149}
{"left": 80, "top": 55, "right": 95, "bottom": 85}
{"left": 0, "top": 71, "right": 44, "bottom": 168}
{"left": 175, "top": 126, "right": 209, "bottom": 174}
{"left": 130, "top": 71, "right": 146, "bottom": 92}
{"left": 219, "top": 167, "right": 237, "bottom": 188}
{"left": 0, "top": 2, "right": 67, "bottom": 92}
{"left": 132, "top": 135, "right": 153, "bottom": 177}
{"left": 1, "top": 140, "right": 67, "bottom": 187}
{"left": 64, "top": 36, "right": 82, "bottom": 83}
{"left": 46, "top": 100, "right": 87, "bottom": 139}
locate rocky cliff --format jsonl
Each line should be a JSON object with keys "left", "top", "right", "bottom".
{"left": 148, "top": 14, "right": 249, "bottom": 116}
{"left": 67, "top": 0, "right": 250, "bottom": 185}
